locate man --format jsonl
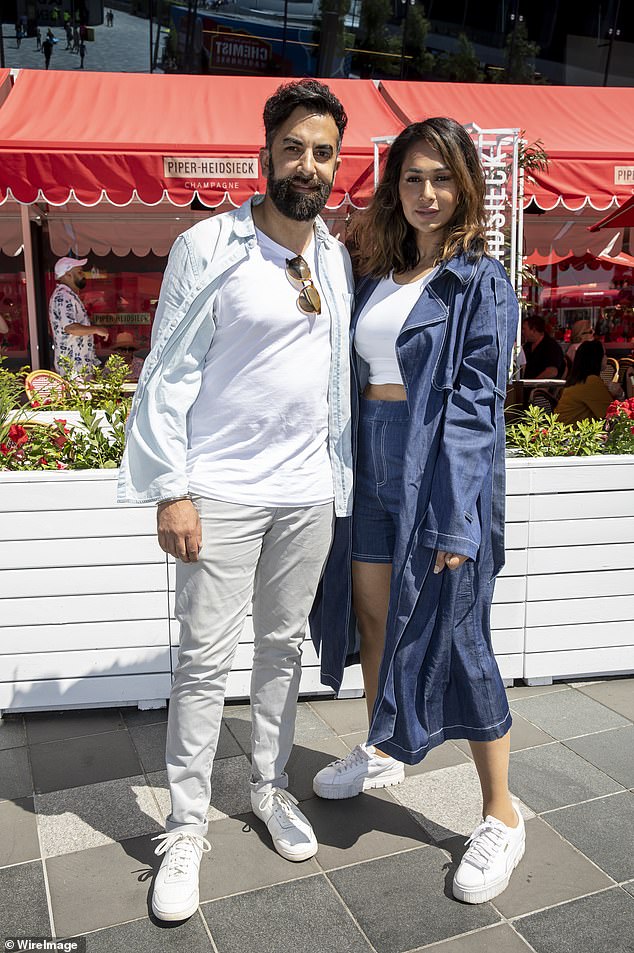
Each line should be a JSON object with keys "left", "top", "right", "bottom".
{"left": 118, "top": 79, "right": 353, "bottom": 922}
{"left": 79, "top": 38, "right": 86, "bottom": 68}
{"left": 49, "top": 257, "right": 108, "bottom": 374}
{"left": 522, "top": 314, "right": 565, "bottom": 379}
{"left": 42, "top": 35, "right": 53, "bottom": 69}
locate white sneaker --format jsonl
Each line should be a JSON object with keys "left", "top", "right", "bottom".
{"left": 452, "top": 800, "right": 526, "bottom": 904}
{"left": 312, "top": 743, "right": 405, "bottom": 800}
{"left": 151, "top": 831, "right": 211, "bottom": 921}
{"left": 250, "top": 788, "right": 318, "bottom": 862}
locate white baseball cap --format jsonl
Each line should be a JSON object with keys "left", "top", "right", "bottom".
{"left": 55, "top": 256, "right": 88, "bottom": 279}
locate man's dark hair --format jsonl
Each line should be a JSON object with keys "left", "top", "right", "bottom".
{"left": 263, "top": 80, "right": 348, "bottom": 151}
{"left": 523, "top": 314, "right": 547, "bottom": 335}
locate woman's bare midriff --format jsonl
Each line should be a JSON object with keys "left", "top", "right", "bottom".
{"left": 363, "top": 383, "right": 407, "bottom": 401}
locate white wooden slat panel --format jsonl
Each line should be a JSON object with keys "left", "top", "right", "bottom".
{"left": 504, "top": 523, "right": 528, "bottom": 549}
{"left": 491, "top": 602, "right": 525, "bottom": 630}
{"left": 0, "top": 479, "right": 124, "bottom": 511}
{"left": 0, "top": 620, "right": 169, "bottom": 654}
{"left": 491, "top": 630, "right": 524, "bottom": 655}
{"left": 527, "top": 569, "right": 634, "bottom": 602}
{"left": 529, "top": 463, "right": 633, "bottom": 495}
{"left": 527, "top": 543, "right": 634, "bottom": 575}
{"left": 0, "top": 564, "right": 167, "bottom": 598}
{"left": 3, "top": 647, "right": 170, "bottom": 681}
{"left": 497, "top": 550, "right": 527, "bottom": 578}
{"left": 0, "top": 673, "right": 172, "bottom": 712}
{"left": 505, "top": 496, "right": 530, "bottom": 522}
{"left": 526, "top": 594, "right": 634, "bottom": 628}
{"left": 530, "top": 490, "right": 634, "bottom": 522}
{"left": 493, "top": 576, "right": 526, "bottom": 604}
{"left": 505, "top": 466, "right": 531, "bottom": 495}
{"left": 1, "top": 592, "right": 167, "bottom": 627}
{"left": 497, "top": 654, "right": 523, "bottom": 679}
{"left": 529, "top": 516, "right": 634, "bottom": 548}
{"left": 526, "top": 620, "right": 634, "bottom": 652}
{"left": 0, "top": 536, "right": 165, "bottom": 570}
{"left": 0, "top": 508, "right": 156, "bottom": 542}
{"left": 524, "top": 646, "right": 634, "bottom": 681}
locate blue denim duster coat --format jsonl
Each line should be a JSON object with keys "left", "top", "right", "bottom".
{"left": 310, "top": 252, "right": 519, "bottom": 764}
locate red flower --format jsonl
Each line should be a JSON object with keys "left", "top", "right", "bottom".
{"left": 39, "top": 457, "right": 48, "bottom": 466}
{"left": 43, "top": 398, "right": 52, "bottom": 405}
{"left": 56, "top": 461, "right": 68, "bottom": 470}
{"left": 8, "top": 424, "right": 29, "bottom": 447}
{"left": 31, "top": 400, "right": 40, "bottom": 408}
{"left": 0, "top": 443, "right": 9, "bottom": 456}
{"left": 630, "top": 426, "right": 634, "bottom": 435}
{"left": 53, "top": 434, "right": 68, "bottom": 449}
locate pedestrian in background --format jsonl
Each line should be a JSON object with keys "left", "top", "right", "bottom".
{"left": 65, "top": 21, "right": 73, "bottom": 49}
{"left": 15, "top": 23, "right": 22, "bottom": 49}
{"left": 42, "top": 36, "right": 53, "bottom": 69}
{"left": 36, "top": 27, "right": 42, "bottom": 50}
{"left": 72, "top": 25, "right": 79, "bottom": 52}
{"left": 79, "top": 39, "right": 86, "bottom": 68}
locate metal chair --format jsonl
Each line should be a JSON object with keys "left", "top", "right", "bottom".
{"left": 602, "top": 357, "right": 620, "bottom": 384}
{"left": 24, "top": 369, "right": 68, "bottom": 406}
{"left": 528, "top": 388, "right": 559, "bottom": 413}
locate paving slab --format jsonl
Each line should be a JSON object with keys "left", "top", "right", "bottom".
{"left": 201, "top": 875, "right": 373, "bottom": 953}
{"left": 509, "top": 690, "right": 628, "bottom": 741}
{"left": 46, "top": 834, "right": 157, "bottom": 937}
{"left": 121, "top": 706, "right": 168, "bottom": 727}
{"left": 223, "top": 702, "right": 336, "bottom": 754}
{"left": 0, "top": 745, "right": 33, "bottom": 801}
{"left": 30, "top": 729, "right": 143, "bottom": 794}
{"left": 505, "top": 684, "right": 571, "bottom": 700}
{"left": 0, "top": 715, "right": 26, "bottom": 750}
{"left": 0, "top": 860, "right": 51, "bottom": 936}
{"left": 302, "top": 788, "right": 431, "bottom": 868}
{"left": 198, "top": 812, "right": 320, "bottom": 901}
{"left": 309, "top": 697, "right": 369, "bottom": 735}
{"left": 564, "top": 725, "right": 634, "bottom": 789}
{"left": 0, "top": 796, "right": 40, "bottom": 867}
{"left": 25, "top": 708, "right": 123, "bottom": 744}
{"left": 543, "top": 791, "right": 634, "bottom": 882}
{"left": 509, "top": 743, "right": 623, "bottom": 813}
{"left": 82, "top": 912, "right": 215, "bottom": 951}
{"left": 514, "top": 887, "right": 634, "bottom": 953}
{"left": 328, "top": 846, "right": 500, "bottom": 953}
{"left": 574, "top": 678, "right": 634, "bottom": 721}
{"left": 416, "top": 923, "right": 534, "bottom": 952}
{"left": 393, "top": 761, "right": 534, "bottom": 841}
{"left": 36, "top": 776, "right": 163, "bottom": 857}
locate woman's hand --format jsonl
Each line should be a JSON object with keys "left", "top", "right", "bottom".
{"left": 434, "top": 551, "right": 468, "bottom": 574}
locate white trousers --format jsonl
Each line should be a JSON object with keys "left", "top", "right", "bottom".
{"left": 165, "top": 496, "right": 334, "bottom": 836}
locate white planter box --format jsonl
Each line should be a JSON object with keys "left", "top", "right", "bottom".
{"left": 506, "top": 454, "right": 634, "bottom": 685}
{"left": 1, "top": 455, "right": 632, "bottom": 713}
{"left": 0, "top": 470, "right": 362, "bottom": 714}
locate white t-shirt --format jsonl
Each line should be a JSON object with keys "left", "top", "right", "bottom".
{"left": 355, "top": 268, "right": 438, "bottom": 385}
{"left": 186, "top": 228, "right": 334, "bottom": 506}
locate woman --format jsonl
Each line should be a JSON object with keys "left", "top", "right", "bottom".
{"left": 565, "top": 318, "right": 594, "bottom": 370}
{"left": 310, "top": 119, "right": 523, "bottom": 904}
{"left": 556, "top": 340, "right": 613, "bottom": 424}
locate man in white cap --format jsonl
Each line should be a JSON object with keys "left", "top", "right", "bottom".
{"left": 49, "top": 257, "right": 108, "bottom": 375}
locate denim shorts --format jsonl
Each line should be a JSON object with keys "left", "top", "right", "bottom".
{"left": 352, "top": 398, "right": 409, "bottom": 563}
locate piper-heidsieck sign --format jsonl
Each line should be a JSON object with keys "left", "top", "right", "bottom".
{"left": 163, "top": 157, "right": 259, "bottom": 179}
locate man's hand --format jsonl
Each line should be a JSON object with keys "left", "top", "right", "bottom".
{"left": 92, "top": 327, "right": 109, "bottom": 340}
{"left": 434, "top": 551, "right": 468, "bottom": 574}
{"left": 157, "top": 499, "right": 202, "bottom": 562}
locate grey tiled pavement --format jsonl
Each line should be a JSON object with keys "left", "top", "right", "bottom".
{"left": 1, "top": 678, "right": 634, "bottom": 952}
{"left": 2, "top": 10, "right": 160, "bottom": 74}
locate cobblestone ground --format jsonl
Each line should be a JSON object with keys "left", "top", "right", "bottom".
{"left": 2, "top": 10, "right": 160, "bottom": 73}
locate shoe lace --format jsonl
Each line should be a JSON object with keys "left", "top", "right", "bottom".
{"left": 256, "top": 788, "right": 300, "bottom": 823}
{"left": 152, "top": 832, "right": 211, "bottom": 877}
{"left": 332, "top": 745, "right": 370, "bottom": 774}
{"left": 461, "top": 819, "right": 507, "bottom": 872}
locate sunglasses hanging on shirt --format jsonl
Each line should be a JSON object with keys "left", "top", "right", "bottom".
{"left": 285, "top": 255, "right": 322, "bottom": 316}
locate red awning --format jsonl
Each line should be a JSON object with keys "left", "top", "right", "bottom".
{"left": 379, "top": 81, "right": 634, "bottom": 212}
{"left": 0, "top": 71, "right": 404, "bottom": 208}
{"left": 588, "top": 194, "right": 634, "bottom": 231}
{"left": 0, "top": 69, "right": 12, "bottom": 108}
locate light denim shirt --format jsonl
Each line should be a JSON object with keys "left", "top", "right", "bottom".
{"left": 117, "top": 198, "right": 354, "bottom": 516}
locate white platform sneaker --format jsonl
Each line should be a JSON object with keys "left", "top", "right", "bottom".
{"left": 452, "top": 800, "right": 526, "bottom": 904}
{"left": 251, "top": 788, "right": 318, "bottom": 862}
{"left": 312, "top": 743, "right": 405, "bottom": 799}
{"left": 151, "top": 831, "right": 211, "bottom": 921}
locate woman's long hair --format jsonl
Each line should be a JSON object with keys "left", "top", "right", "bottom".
{"left": 351, "top": 118, "right": 487, "bottom": 278}
{"left": 565, "top": 340, "right": 604, "bottom": 387}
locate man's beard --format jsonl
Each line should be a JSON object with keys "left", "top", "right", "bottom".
{"left": 267, "top": 159, "right": 333, "bottom": 222}
{"left": 75, "top": 277, "right": 87, "bottom": 290}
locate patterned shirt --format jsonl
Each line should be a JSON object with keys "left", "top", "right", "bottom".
{"left": 49, "top": 283, "right": 100, "bottom": 374}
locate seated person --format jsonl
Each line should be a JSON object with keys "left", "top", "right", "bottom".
{"left": 522, "top": 314, "right": 566, "bottom": 379}
{"left": 565, "top": 319, "right": 594, "bottom": 370}
{"left": 556, "top": 340, "right": 613, "bottom": 425}
{"left": 111, "top": 330, "right": 144, "bottom": 381}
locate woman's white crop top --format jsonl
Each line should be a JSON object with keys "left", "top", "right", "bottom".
{"left": 354, "top": 268, "right": 439, "bottom": 385}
